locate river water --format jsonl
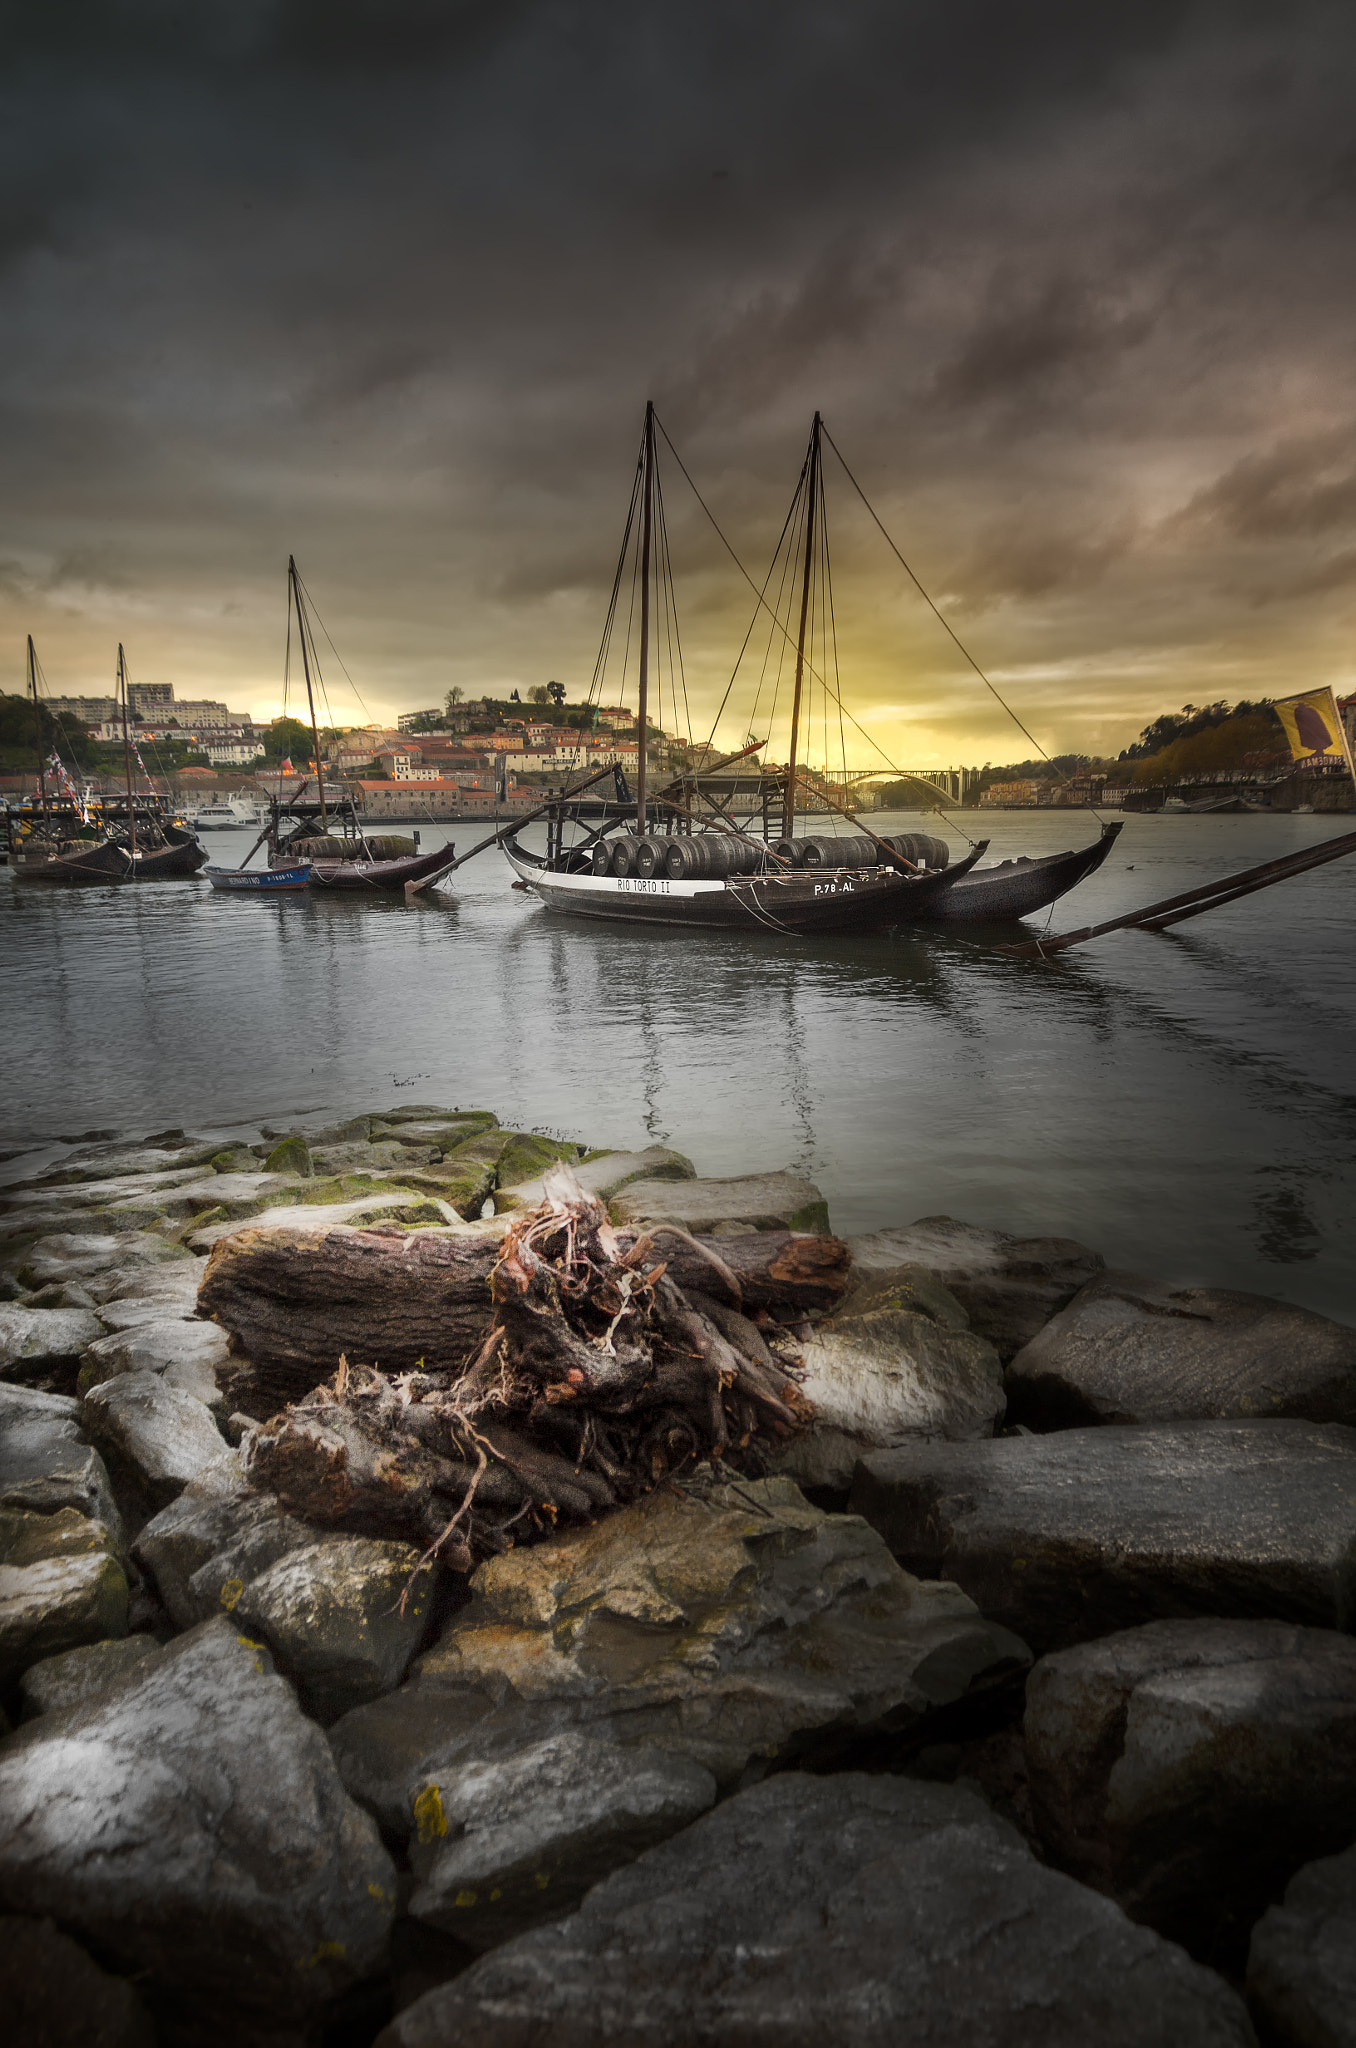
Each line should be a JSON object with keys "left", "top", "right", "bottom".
{"left": 3, "top": 809, "right": 1354, "bottom": 1319}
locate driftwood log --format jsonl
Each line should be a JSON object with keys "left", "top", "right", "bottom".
{"left": 200, "top": 1215, "right": 851, "bottom": 1403}
{"left": 231, "top": 1169, "right": 847, "bottom": 1568}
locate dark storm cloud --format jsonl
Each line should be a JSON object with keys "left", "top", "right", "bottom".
{"left": 1172, "top": 428, "right": 1356, "bottom": 541}
{"left": 930, "top": 273, "right": 1157, "bottom": 414}
{"left": 3, "top": 1, "right": 1356, "bottom": 759}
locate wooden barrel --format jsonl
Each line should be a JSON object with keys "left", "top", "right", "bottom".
{"left": 609, "top": 835, "right": 645, "bottom": 876}
{"left": 632, "top": 837, "right": 669, "bottom": 879}
{"left": 798, "top": 834, "right": 878, "bottom": 869}
{"left": 884, "top": 833, "right": 950, "bottom": 870}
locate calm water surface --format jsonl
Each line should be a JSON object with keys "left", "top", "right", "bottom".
{"left": 4, "top": 809, "right": 1354, "bottom": 1318}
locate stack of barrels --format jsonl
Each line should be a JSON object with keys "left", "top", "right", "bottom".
{"left": 591, "top": 829, "right": 950, "bottom": 880}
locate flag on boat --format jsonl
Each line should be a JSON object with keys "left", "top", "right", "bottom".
{"left": 1273, "top": 686, "right": 1356, "bottom": 776}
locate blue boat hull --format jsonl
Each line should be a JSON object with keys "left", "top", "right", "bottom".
{"left": 205, "top": 863, "right": 311, "bottom": 892}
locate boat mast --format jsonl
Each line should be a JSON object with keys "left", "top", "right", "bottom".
{"left": 28, "top": 635, "right": 49, "bottom": 832}
{"left": 781, "top": 411, "right": 820, "bottom": 840}
{"left": 636, "top": 401, "right": 654, "bottom": 836}
{"left": 118, "top": 643, "right": 137, "bottom": 858}
{"left": 289, "top": 556, "right": 328, "bottom": 833}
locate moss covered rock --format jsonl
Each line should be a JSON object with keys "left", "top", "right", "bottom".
{"left": 263, "top": 1135, "right": 312, "bottom": 1178}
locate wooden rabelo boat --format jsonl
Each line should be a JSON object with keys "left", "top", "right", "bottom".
{"left": 503, "top": 407, "right": 1121, "bottom": 933}
{"left": 225, "top": 559, "right": 460, "bottom": 895}
{"left": 8, "top": 639, "right": 207, "bottom": 885}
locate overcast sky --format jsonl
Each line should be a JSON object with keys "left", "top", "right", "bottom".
{"left": 4, "top": 1, "right": 1355, "bottom": 767}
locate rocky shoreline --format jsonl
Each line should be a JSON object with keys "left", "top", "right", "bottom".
{"left": 1, "top": 1104, "right": 1354, "bottom": 2045}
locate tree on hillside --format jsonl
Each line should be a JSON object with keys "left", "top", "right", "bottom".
{"left": 264, "top": 715, "right": 317, "bottom": 761}
{"left": 547, "top": 680, "right": 566, "bottom": 705}
{"left": 0, "top": 691, "right": 99, "bottom": 772}
{"left": 527, "top": 684, "right": 551, "bottom": 705}
{"left": 444, "top": 687, "right": 463, "bottom": 713}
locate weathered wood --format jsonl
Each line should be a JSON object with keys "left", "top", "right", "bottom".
{"left": 999, "top": 828, "right": 1356, "bottom": 958}
{"left": 200, "top": 1220, "right": 853, "bottom": 1395}
{"left": 199, "top": 1224, "right": 501, "bottom": 1397}
{"left": 638, "top": 1227, "right": 853, "bottom": 1311}
{"left": 225, "top": 1172, "right": 841, "bottom": 1568}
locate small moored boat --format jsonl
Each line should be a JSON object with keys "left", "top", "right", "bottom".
{"left": 206, "top": 861, "right": 311, "bottom": 892}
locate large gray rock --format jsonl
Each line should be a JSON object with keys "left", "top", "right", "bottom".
{"left": 610, "top": 1170, "right": 831, "bottom": 1235}
{"left": 1025, "top": 1618, "right": 1356, "bottom": 1962}
{"left": 499, "top": 1144, "right": 695, "bottom": 1210}
{"left": 1007, "top": 1272, "right": 1356, "bottom": 1430}
{"left": 19, "top": 1633, "right": 166, "bottom": 1718}
{"left": 0, "top": 1915, "right": 154, "bottom": 2048}
{"left": 89, "top": 1254, "right": 207, "bottom": 1307}
{"left": 848, "top": 1215, "right": 1104, "bottom": 1360}
{"left": 0, "top": 1552, "right": 128, "bottom": 1685}
{"left": 133, "top": 1471, "right": 316, "bottom": 1629}
{"left": 20, "top": 1231, "right": 190, "bottom": 1290}
{"left": 94, "top": 1293, "right": 206, "bottom": 1333}
{"left": 0, "top": 1502, "right": 118, "bottom": 1567}
{"left": 311, "top": 1140, "right": 440, "bottom": 1174}
{"left": 0, "top": 1616, "right": 396, "bottom": 2024}
{"left": 773, "top": 1274, "right": 1004, "bottom": 1490}
{"left": 329, "top": 1474, "right": 1029, "bottom": 1842}
{"left": 0, "top": 1382, "right": 123, "bottom": 1537}
{"left": 407, "top": 1730, "right": 717, "bottom": 1948}
{"left": 78, "top": 1316, "right": 230, "bottom": 1406}
{"left": 852, "top": 1420, "right": 1356, "bottom": 1651}
{"left": 81, "top": 1372, "right": 229, "bottom": 1510}
{"left": 0, "top": 1303, "right": 105, "bottom": 1377}
{"left": 378, "top": 1773, "right": 1254, "bottom": 2048}
{"left": 233, "top": 1536, "right": 438, "bottom": 1722}
{"left": 1248, "top": 1843, "right": 1356, "bottom": 2048}
{"left": 187, "top": 1187, "right": 460, "bottom": 1251}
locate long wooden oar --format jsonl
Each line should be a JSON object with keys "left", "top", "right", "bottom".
{"left": 1001, "top": 827, "right": 1356, "bottom": 957}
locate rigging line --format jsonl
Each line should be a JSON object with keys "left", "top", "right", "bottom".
{"left": 754, "top": 469, "right": 807, "bottom": 763}
{"left": 654, "top": 408, "right": 1003, "bottom": 830}
{"left": 655, "top": 409, "right": 917, "bottom": 789}
{"left": 587, "top": 448, "right": 644, "bottom": 708}
{"left": 654, "top": 464, "right": 692, "bottom": 749}
{"left": 293, "top": 567, "right": 378, "bottom": 730}
{"left": 818, "top": 421, "right": 1065, "bottom": 786}
{"left": 654, "top": 411, "right": 804, "bottom": 754}
{"left": 822, "top": 457, "right": 847, "bottom": 785}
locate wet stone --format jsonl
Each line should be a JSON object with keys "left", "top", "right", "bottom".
{"left": 1247, "top": 1843, "right": 1356, "bottom": 2048}
{"left": 406, "top": 1731, "right": 718, "bottom": 1949}
{"left": 0, "top": 1382, "right": 123, "bottom": 1538}
{"left": 1006, "top": 1270, "right": 1356, "bottom": 1429}
{"left": 0, "top": 1304, "right": 105, "bottom": 1377}
{"left": 19, "top": 1632, "right": 166, "bottom": 1719}
{"left": 378, "top": 1773, "right": 1254, "bottom": 2048}
{"left": 848, "top": 1215, "right": 1105, "bottom": 1361}
{"left": 0, "top": 1615, "right": 397, "bottom": 2026}
{"left": 81, "top": 1371, "right": 231, "bottom": 1511}
{"left": 773, "top": 1278, "right": 1004, "bottom": 1492}
{"left": 1024, "top": 1617, "right": 1356, "bottom": 1966}
{"left": 610, "top": 1169, "right": 831, "bottom": 1236}
{"left": 851, "top": 1419, "right": 1356, "bottom": 1652}
{"left": 232, "top": 1535, "right": 438, "bottom": 1722}
{"left": 0, "top": 1915, "right": 154, "bottom": 2048}
{"left": 329, "top": 1474, "right": 1029, "bottom": 1842}
{"left": 0, "top": 1551, "right": 128, "bottom": 1686}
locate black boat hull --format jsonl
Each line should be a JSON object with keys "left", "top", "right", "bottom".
{"left": 907, "top": 822, "right": 1122, "bottom": 921}
{"left": 305, "top": 843, "right": 457, "bottom": 891}
{"left": 504, "top": 839, "right": 987, "bottom": 931}
{"left": 505, "top": 822, "right": 1121, "bottom": 932}
{"left": 10, "top": 840, "right": 134, "bottom": 885}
